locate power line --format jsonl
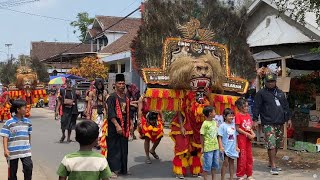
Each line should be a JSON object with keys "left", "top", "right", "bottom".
{"left": 120, "top": 0, "right": 140, "bottom": 14}
{"left": 0, "top": 7, "right": 73, "bottom": 22}
{"left": 49, "top": 6, "right": 141, "bottom": 59}
{"left": 0, "top": 0, "right": 39, "bottom": 7}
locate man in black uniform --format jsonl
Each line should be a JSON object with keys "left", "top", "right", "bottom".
{"left": 106, "top": 74, "right": 131, "bottom": 178}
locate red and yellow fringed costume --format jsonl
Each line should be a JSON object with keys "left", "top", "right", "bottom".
{"left": 9, "top": 89, "right": 47, "bottom": 117}
{"left": 144, "top": 88, "right": 240, "bottom": 176}
{"left": 171, "top": 91, "right": 208, "bottom": 176}
{"left": 0, "top": 91, "right": 11, "bottom": 121}
{"left": 100, "top": 118, "right": 108, "bottom": 157}
{"left": 139, "top": 112, "right": 164, "bottom": 143}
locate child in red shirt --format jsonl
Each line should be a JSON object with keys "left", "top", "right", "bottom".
{"left": 235, "top": 98, "right": 256, "bottom": 180}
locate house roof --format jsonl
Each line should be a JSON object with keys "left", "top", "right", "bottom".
{"left": 86, "top": 16, "right": 141, "bottom": 40}
{"left": 247, "top": 15, "right": 312, "bottom": 47}
{"left": 31, "top": 42, "right": 94, "bottom": 61}
{"left": 247, "top": 0, "right": 320, "bottom": 42}
{"left": 252, "top": 50, "right": 281, "bottom": 60}
{"left": 95, "top": 16, "right": 141, "bottom": 32}
{"left": 93, "top": 16, "right": 141, "bottom": 54}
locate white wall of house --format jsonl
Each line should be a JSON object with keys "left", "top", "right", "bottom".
{"left": 102, "top": 51, "right": 145, "bottom": 92}
{"left": 105, "top": 32, "right": 125, "bottom": 45}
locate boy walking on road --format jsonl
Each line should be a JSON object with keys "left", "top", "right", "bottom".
{"left": 0, "top": 100, "right": 33, "bottom": 180}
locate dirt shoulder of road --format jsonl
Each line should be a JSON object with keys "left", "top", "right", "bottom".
{"left": 252, "top": 146, "right": 320, "bottom": 170}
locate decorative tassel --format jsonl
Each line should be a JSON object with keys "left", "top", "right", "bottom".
{"left": 156, "top": 98, "right": 162, "bottom": 111}
{"left": 163, "top": 90, "right": 169, "bottom": 98}
{"left": 182, "top": 156, "right": 189, "bottom": 168}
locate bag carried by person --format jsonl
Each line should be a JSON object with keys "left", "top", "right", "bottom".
{"left": 63, "top": 89, "right": 74, "bottom": 108}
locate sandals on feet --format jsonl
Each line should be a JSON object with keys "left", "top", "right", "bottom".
{"left": 247, "top": 176, "right": 255, "bottom": 180}
{"left": 176, "top": 175, "right": 184, "bottom": 179}
{"left": 150, "top": 151, "right": 159, "bottom": 159}
{"left": 110, "top": 172, "right": 118, "bottom": 179}
{"left": 59, "top": 136, "right": 65, "bottom": 143}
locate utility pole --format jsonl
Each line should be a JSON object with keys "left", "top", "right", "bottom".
{"left": 5, "top": 44, "right": 12, "bottom": 62}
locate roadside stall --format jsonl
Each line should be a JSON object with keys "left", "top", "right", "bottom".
{"left": 254, "top": 52, "right": 320, "bottom": 152}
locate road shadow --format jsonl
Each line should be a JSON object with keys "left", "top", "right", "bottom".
{"left": 126, "top": 157, "right": 174, "bottom": 179}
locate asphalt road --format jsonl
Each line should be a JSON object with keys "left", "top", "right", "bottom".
{"left": 25, "top": 108, "right": 319, "bottom": 180}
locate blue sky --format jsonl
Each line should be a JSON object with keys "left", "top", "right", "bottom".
{"left": 0, "top": 0, "right": 142, "bottom": 61}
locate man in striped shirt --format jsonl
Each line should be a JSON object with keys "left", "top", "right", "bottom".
{"left": 57, "top": 120, "right": 112, "bottom": 180}
{"left": 0, "top": 99, "right": 33, "bottom": 180}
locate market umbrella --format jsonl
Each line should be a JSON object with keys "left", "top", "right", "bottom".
{"left": 48, "top": 77, "right": 66, "bottom": 85}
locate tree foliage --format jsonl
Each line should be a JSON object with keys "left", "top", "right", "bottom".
{"left": 131, "top": 0, "right": 255, "bottom": 79}
{"left": 0, "top": 55, "right": 49, "bottom": 84}
{"left": 70, "top": 12, "right": 94, "bottom": 42}
{"left": 271, "top": 0, "right": 320, "bottom": 25}
{"left": 0, "top": 60, "right": 18, "bottom": 85}
{"left": 30, "top": 57, "right": 49, "bottom": 83}
{"left": 68, "top": 56, "right": 108, "bottom": 80}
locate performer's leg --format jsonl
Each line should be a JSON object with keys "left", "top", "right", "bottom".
{"left": 173, "top": 154, "right": 188, "bottom": 178}
{"left": 144, "top": 137, "right": 151, "bottom": 163}
{"left": 189, "top": 150, "right": 202, "bottom": 176}
{"left": 150, "top": 137, "right": 161, "bottom": 160}
{"left": 151, "top": 137, "right": 161, "bottom": 151}
{"left": 131, "top": 111, "right": 137, "bottom": 140}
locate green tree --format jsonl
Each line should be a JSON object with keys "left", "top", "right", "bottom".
{"left": 271, "top": 0, "right": 320, "bottom": 25}
{"left": 0, "top": 60, "right": 18, "bottom": 85}
{"left": 70, "top": 12, "right": 94, "bottom": 42}
{"left": 18, "top": 54, "right": 32, "bottom": 66}
{"left": 131, "top": 0, "right": 255, "bottom": 79}
{"left": 30, "top": 57, "right": 49, "bottom": 83}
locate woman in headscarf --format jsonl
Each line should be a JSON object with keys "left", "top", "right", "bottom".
{"left": 126, "top": 83, "right": 140, "bottom": 140}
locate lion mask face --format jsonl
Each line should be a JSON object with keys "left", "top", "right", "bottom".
{"left": 168, "top": 54, "right": 224, "bottom": 92}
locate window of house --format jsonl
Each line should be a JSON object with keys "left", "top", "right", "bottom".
{"left": 109, "top": 64, "right": 117, "bottom": 73}
{"left": 121, "top": 64, "right": 125, "bottom": 73}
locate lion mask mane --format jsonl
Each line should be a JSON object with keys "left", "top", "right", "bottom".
{"left": 168, "top": 54, "right": 224, "bottom": 92}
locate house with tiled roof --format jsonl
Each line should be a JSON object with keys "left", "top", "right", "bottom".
{"left": 30, "top": 41, "right": 97, "bottom": 75}
{"left": 85, "top": 15, "right": 142, "bottom": 91}
{"left": 30, "top": 15, "right": 141, "bottom": 85}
